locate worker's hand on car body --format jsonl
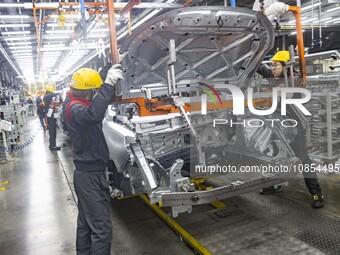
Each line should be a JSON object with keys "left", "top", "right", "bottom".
{"left": 105, "top": 64, "right": 123, "bottom": 86}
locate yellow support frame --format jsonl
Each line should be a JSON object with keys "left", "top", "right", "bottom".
{"left": 139, "top": 194, "right": 213, "bottom": 255}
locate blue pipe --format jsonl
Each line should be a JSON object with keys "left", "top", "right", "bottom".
{"left": 80, "top": 0, "right": 87, "bottom": 42}
{"left": 230, "top": 0, "right": 236, "bottom": 7}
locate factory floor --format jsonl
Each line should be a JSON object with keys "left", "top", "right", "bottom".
{"left": 0, "top": 115, "right": 340, "bottom": 255}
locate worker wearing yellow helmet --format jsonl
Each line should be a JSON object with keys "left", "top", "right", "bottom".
{"left": 61, "top": 63, "right": 122, "bottom": 254}
{"left": 257, "top": 50, "right": 293, "bottom": 86}
{"left": 45, "top": 85, "right": 55, "bottom": 93}
{"left": 257, "top": 51, "right": 324, "bottom": 208}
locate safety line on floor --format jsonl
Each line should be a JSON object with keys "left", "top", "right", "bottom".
{"left": 139, "top": 194, "right": 213, "bottom": 255}
{"left": 0, "top": 180, "right": 8, "bottom": 191}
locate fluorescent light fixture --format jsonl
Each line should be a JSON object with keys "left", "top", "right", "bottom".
{"left": 87, "top": 34, "right": 109, "bottom": 38}
{"left": 50, "top": 14, "right": 79, "bottom": 19}
{"left": 325, "top": 18, "right": 340, "bottom": 24}
{"left": 0, "top": 24, "right": 30, "bottom": 28}
{"left": 17, "top": 59, "right": 33, "bottom": 61}
{"left": 0, "top": 3, "right": 25, "bottom": 7}
{"left": 7, "top": 42, "right": 32, "bottom": 46}
{"left": 12, "top": 50, "right": 32, "bottom": 53}
{"left": 15, "top": 55, "right": 33, "bottom": 58}
{"left": 42, "top": 44, "right": 65, "bottom": 49}
{"left": 42, "top": 54, "right": 62, "bottom": 58}
{"left": 301, "top": 2, "right": 321, "bottom": 11}
{"left": 41, "top": 47, "right": 71, "bottom": 51}
{"left": 101, "top": 14, "right": 121, "bottom": 19}
{"left": 43, "top": 35, "right": 70, "bottom": 39}
{"left": 290, "top": 30, "right": 305, "bottom": 35}
{"left": 46, "top": 23, "right": 74, "bottom": 27}
{"left": 45, "top": 30, "right": 73, "bottom": 34}
{"left": 42, "top": 51, "right": 61, "bottom": 54}
{"left": 302, "top": 18, "right": 318, "bottom": 24}
{"left": 2, "top": 31, "right": 31, "bottom": 35}
{"left": 313, "top": 17, "right": 332, "bottom": 23}
{"left": 4, "top": 37, "right": 33, "bottom": 41}
{"left": 9, "top": 46, "right": 32, "bottom": 50}
{"left": 334, "top": 20, "right": 340, "bottom": 24}
{"left": 0, "top": 15, "right": 30, "bottom": 19}
{"left": 326, "top": 6, "right": 340, "bottom": 12}
{"left": 90, "top": 28, "right": 110, "bottom": 33}
{"left": 13, "top": 54, "right": 33, "bottom": 57}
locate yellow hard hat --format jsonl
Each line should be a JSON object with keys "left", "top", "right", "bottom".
{"left": 45, "top": 85, "right": 55, "bottom": 93}
{"left": 270, "top": 50, "right": 290, "bottom": 62}
{"left": 69, "top": 68, "right": 103, "bottom": 90}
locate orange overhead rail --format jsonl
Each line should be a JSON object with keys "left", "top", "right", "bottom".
{"left": 289, "top": 6, "right": 306, "bottom": 87}
{"left": 120, "top": 0, "right": 141, "bottom": 17}
{"left": 181, "top": 0, "right": 193, "bottom": 7}
{"left": 33, "top": 2, "right": 123, "bottom": 10}
{"left": 32, "top": 0, "right": 44, "bottom": 84}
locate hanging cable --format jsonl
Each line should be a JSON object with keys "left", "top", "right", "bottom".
{"left": 0, "top": 129, "right": 39, "bottom": 153}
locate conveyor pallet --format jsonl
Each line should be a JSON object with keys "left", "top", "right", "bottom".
{"left": 140, "top": 191, "right": 340, "bottom": 255}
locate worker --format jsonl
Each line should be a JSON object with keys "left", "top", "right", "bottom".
{"left": 257, "top": 50, "right": 324, "bottom": 208}
{"left": 37, "top": 101, "right": 46, "bottom": 130}
{"left": 43, "top": 85, "right": 60, "bottom": 151}
{"left": 36, "top": 94, "right": 46, "bottom": 130}
{"left": 27, "top": 97, "right": 34, "bottom": 116}
{"left": 61, "top": 64, "right": 122, "bottom": 254}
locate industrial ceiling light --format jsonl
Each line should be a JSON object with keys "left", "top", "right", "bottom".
{"left": 312, "top": 17, "right": 332, "bottom": 23}
{"left": 45, "top": 30, "right": 73, "bottom": 34}
{"left": 43, "top": 35, "right": 70, "bottom": 39}
{"left": 324, "top": 18, "right": 340, "bottom": 23}
{"left": 0, "top": 3, "right": 25, "bottom": 7}
{"left": 9, "top": 46, "right": 32, "bottom": 50}
{"left": 3, "top": 37, "right": 33, "bottom": 41}
{"left": 46, "top": 23, "right": 74, "bottom": 27}
{"left": 7, "top": 42, "right": 32, "bottom": 46}
{"left": 0, "top": 15, "right": 30, "bottom": 19}
{"left": 12, "top": 50, "right": 32, "bottom": 53}
{"left": 302, "top": 18, "right": 318, "bottom": 24}
{"left": 2, "top": 31, "right": 31, "bottom": 35}
{"left": 0, "top": 24, "right": 30, "bottom": 28}
{"left": 301, "top": 2, "right": 321, "bottom": 11}
{"left": 87, "top": 34, "right": 109, "bottom": 38}
{"left": 326, "top": 6, "right": 340, "bottom": 12}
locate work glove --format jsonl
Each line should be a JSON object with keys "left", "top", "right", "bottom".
{"left": 99, "top": 62, "right": 112, "bottom": 81}
{"left": 105, "top": 64, "right": 123, "bottom": 86}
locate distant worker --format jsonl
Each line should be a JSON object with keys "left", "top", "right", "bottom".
{"left": 36, "top": 94, "right": 46, "bottom": 130}
{"left": 37, "top": 101, "right": 46, "bottom": 130}
{"left": 27, "top": 97, "right": 34, "bottom": 116}
{"left": 44, "top": 85, "right": 60, "bottom": 151}
{"left": 257, "top": 51, "right": 324, "bottom": 208}
{"left": 62, "top": 64, "right": 122, "bottom": 254}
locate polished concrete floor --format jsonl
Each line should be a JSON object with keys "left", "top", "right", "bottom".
{"left": 0, "top": 115, "right": 340, "bottom": 254}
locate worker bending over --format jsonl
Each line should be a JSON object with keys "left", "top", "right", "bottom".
{"left": 257, "top": 51, "right": 324, "bottom": 208}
